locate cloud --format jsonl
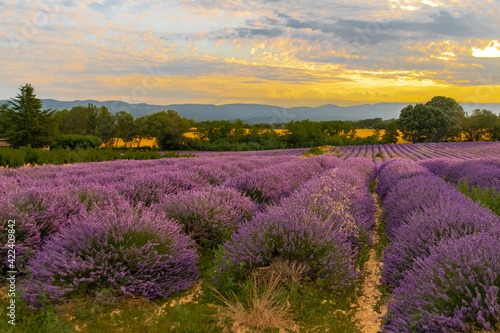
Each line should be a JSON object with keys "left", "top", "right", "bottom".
{"left": 0, "top": 0, "right": 499, "bottom": 106}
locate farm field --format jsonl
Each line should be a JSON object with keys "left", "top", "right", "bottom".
{"left": 1, "top": 146, "right": 499, "bottom": 332}
{"left": 331, "top": 141, "right": 500, "bottom": 162}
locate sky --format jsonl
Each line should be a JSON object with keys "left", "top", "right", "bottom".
{"left": 0, "top": 0, "right": 499, "bottom": 107}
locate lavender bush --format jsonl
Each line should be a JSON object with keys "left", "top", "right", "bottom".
{"left": 223, "top": 158, "right": 324, "bottom": 204}
{"left": 155, "top": 187, "right": 256, "bottom": 248}
{"left": 377, "top": 158, "right": 429, "bottom": 200}
{"left": 22, "top": 203, "right": 199, "bottom": 307}
{"left": 443, "top": 160, "right": 500, "bottom": 189}
{"left": 382, "top": 175, "right": 464, "bottom": 238}
{"left": 114, "top": 170, "right": 201, "bottom": 206}
{"left": 0, "top": 197, "right": 40, "bottom": 273}
{"left": 280, "top": 161, "right": 376, "bottom": 244}
{"left": 215, "top": 206, "right": 358, "bottom": 290}
{"left": 382, "top": 199, "right": 500, "bottom": 287}
{"left": 383, "top": 233, "right": 500, "bottom": 332}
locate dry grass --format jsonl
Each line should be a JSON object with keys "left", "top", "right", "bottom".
{"left": 251, "top": 257, "right": 311, "bottom": 287}
{"left": 212, "top": 266, "right": 299, "bottom": 332}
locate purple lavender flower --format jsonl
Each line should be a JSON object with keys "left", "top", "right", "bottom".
{"left": 377, "top": 158, "right": 429, "bottom": 200}
{"left": 382, "top": 199, "right": 500, "bottom": 287}
{"left": 383, "top": 233, "right": 500, "bottom": 332}
{"left": 22, "top": 203, "right": 199, "bottom": 307}
{"left": 154, "top": 186, "right": 257, "bottom": 248}
{"left": 215, "top": 206, "right": 359, "bottom": 289}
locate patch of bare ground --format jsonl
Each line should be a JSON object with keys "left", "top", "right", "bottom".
{"left": 355, "top": 192, "right": 387, "bottom": 333}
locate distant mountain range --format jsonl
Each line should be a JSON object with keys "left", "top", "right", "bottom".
{"left": 1, "top": 99, "right": 499, "bottom": 123}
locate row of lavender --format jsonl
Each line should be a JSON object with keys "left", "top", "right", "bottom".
{"left": 1, "top": 155, "right": 375, "bottom": 307}
{"left": 178, "top": 148, "right": 309, "bottom": 157}
{"left": 377, "top": 159, "right": 500, "bottom": 332}
{"left": 419, "top": 158, "right": 500, "bottom": 191}
{"left": 215, "top": 157, "right": 377, "bottom": 289}
{"left": 331, "top": 141, "right": 500, "bottom": 161}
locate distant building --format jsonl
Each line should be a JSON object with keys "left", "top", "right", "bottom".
{"left": 0, "top": 138, "right": 9, "bottom": 147}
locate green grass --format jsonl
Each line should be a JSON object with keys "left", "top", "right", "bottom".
{"left": 303, "top": 147, "right": 324, "bottom": 156}
{"left": 457, "top": 180, "right": 500, "bottom": 216}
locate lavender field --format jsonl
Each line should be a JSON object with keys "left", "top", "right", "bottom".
{"left": 1, "top": 148, "right": 499, "bottom": 332}
{"left": 331, "top": 141, "right": 500, "bottom": 161}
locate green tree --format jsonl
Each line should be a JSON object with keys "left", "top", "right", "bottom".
{"left": 0, "top": 103, "right": 8, "bottom": 137}
{"left": 398, "top": 104, "right": 451, "bottom": 143}
{"left": 285, "top": 120, "right": 322, "bottom": 147}
{"left": 462, "top": 109, "right": 499, "bottom": 141}
{"left": 115, "top": 111, "right": 136, "bottom": 147}
{"left": 320, "top": 121, "right": 356, "bottom": 139}
{"left": 231, "top": 119, "right": 246, "bottom": 143}
{"left": 135, "top": 116, "right": 153, "bottom": 147}
{"left": 196, "top": 120, "right": 233, "bottom": 142}
{"left": 56, "top": 106, "right": 90, "bottom": 135}
{"left": 382, "top": 120, "right": 399, "bottom": 144}
{"left": 96, "top": 108, "right": 116, "bottom": 147}
{"left": 83, "top": 104, "right": 116, "bottom": 146}
{"left": 3, "top": 84, "right": 58, "bottom": 148}
{"left": 426, "top": 96, "right": 465, "bottom": 141}
{"left": 148, "top": 110, "right": 193, "bottom": 150}
{"left": 371, "top": 128, "right": 382, "bottom": 141}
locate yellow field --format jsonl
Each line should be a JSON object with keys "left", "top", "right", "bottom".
{"left": 356, "top": 129, "right": 407, "bottom": 144}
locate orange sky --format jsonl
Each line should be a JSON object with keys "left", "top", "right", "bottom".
{"left": 0, "top": 0, "right": 499, "bottom": 107}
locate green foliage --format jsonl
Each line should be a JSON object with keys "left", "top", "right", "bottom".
{"left": 54, "top": 135, "right": 102, "bottom": 149}
{"left": 0, "top": 147, "right": 191, "bottom": 168}
{"left": 425, "top": 96, "right": 465, "bottom": 141}
{"left": 2, "top": 84, "right": 58, "bottom": 148}
{"left": 55, "top": 106, "right": 89, "bottom": 135}
{"left": 304, "top": 147, "right": 324, "bottom": 156}
{"left": 147, "top": 110, "right": 193, "bottom": 150}
{"left": 398, "top": 103, "right": 451, "bottom": 143}
{"left": 115, "top": 111, "right": 136, "bottom": 147}
{"left": 462, "top": 109, "right": 500, "bottom": 141}
{"left": 457, "top": 180, "right": 500, "bottom": 216}
{"left": 382, "top": 120, "right": 399, "bottom": 144}
{"left": 349, "top": 117, "right": 391, "bottom": 129}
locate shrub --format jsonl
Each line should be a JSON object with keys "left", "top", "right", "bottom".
{"left": 155, "top": 187, "right": 256, "bottom": 248}
{"left": 458, "top": 180, "right": 500, "bottom": 216}
{"left": 280, "top": 166, "right": 376, "bottom": 244}
{"left": 53, "top": 135, "right": 103, "bottom": 150}
{"left": 382, "top": 199, "right": 500, "bottom": 288}
{"left": 418, "top": 158, "right": 459, "bottom": 178}
{"left": 214, "top": 206, "right": 358, "bottom": 290}
{"left": 308, "top": 155, "right": 342, "bottom": 171}
{"left": 0, "top": 197, "right": 40, "bottom": 273}
{"left": 22, "top": 204, "right": 199, "bottom": 307}
{"left": 383, "top": 233, "right": 500, "bottom": 332}
{"left": 223, "top": 159, "right": 323, "bottom": 204}
{"left": 304, "top": 147, "right": 323, "bottom": 156}
{"left": 444, "top": 160, "right": 500, "bottom": 189}
{"left": 382, "top": 174, "right": 460, "bottom": 238}
{"left": 377, "top": 158, "right": 429, "bottom": 200}
{"left": 8, "top": 185, "right": 83, "bottom": 240}
{"left": 115, "top": 171, "right": 201, "bottom": 206}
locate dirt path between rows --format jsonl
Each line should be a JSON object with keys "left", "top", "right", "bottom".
{"left": 355, "top": 193, "right": 387, "bottom": 333}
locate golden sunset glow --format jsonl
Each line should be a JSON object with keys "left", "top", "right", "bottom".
{"left": 472, "top": 41, "right": 500, "bottom": 58}
{"left": 0, "top": 0, "right": 498, "bottom": 108}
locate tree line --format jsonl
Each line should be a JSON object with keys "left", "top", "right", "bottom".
{"left": 397, "top": 96, "right": 500, "bottom": 143}
{"left": 1, "top": 84, "right": 499, "bottom": 151}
